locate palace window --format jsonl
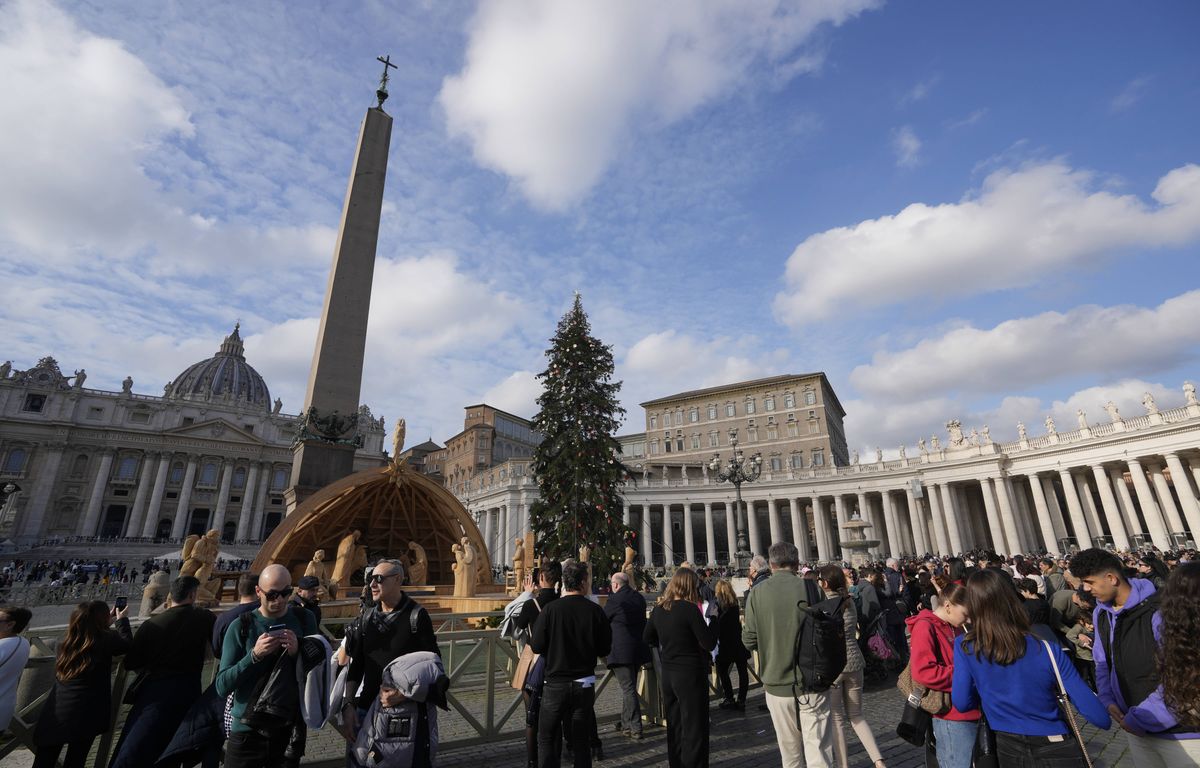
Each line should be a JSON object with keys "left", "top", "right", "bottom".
{"left": 812, "top": 449, "right": 825, "bottom": 467}
{"left": 708, "top": 431, "right": 719, "bottom": 448}
{"left": 747, "top": 427, "right": 758, "bottom": 442}
{"left": 3, "top": 448, "right": 27, "bottom": 474}
{"left": 674, "top": 410, "right": 683, "bottom": 426}
{"left": 809, "top": 420, "right": 820, "bottom": 434}
{"left": 788, "top": 421, "right": 799, "bottom": 438}
{"left": 649, "top": 415, "right": 657, "bottom": 429}
{"left": 767, "top": 425, "right": 778, "bottom": 440}
{"left": 790, "top": 453, "right": 803, "bottom": 469}
{"left": 745, "top": 397, "right": 756, "bottom": 414}
{"left": 115, "top": 456, "right": 138, "bottom": 480}
{"left": 690, "top": 434, "right": 701, "bottom": 450}
{"left": 784, "top": 393, "right": 795, "bottom": 408}
{"left": 233, "top": 467, "right": 246, "bottom": 489}
{"left": 688, "top": 407, "right": 699, "bottom": 423}
{"left": 22, "top": 394, "right": 45, "bottom": 413}
{"left": 805, "top": 391, "right": 816, "bottom": 406}
{"left": 199, "top": 462, "right": 218, "bottom": 486}
{"left": 169, "top": 463, "right": 184, "bottom": 484}
{"left": 272, "top": 468, "right": 288, "bottom": 489}
{"left": 725, "top": 403, "right": 736, "bottom": 417}
{"left": 770, "top": 457, "right": 782, "bottom": 471}
{"left": 764, "top": 397, "right": 775, "bottom": 411}
{"left": 707, "top": 404, "right": 717, "bottom": 420}
{"left": 650, "top": 440, "right": 659, "bottom": 455}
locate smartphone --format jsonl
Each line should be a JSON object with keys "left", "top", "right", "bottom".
{"left": 266, "top": 623, "right": 287, "bottom": 637}
{"left": 114, "top": 597, "right": 128, "bottom": 611}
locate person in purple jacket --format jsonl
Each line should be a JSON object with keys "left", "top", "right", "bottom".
{"left": 1070, "top": 548, "right": 1200, "bottom": 767}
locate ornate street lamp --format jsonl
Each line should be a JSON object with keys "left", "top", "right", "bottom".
{"left": 708, "top": 428, "right": 761, "bottom": 574}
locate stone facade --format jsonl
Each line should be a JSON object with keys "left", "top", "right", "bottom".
{"left": 0, "top": 328, "right": 386, "bottom": 544}
{"left": 459, "top": 376, "right": 1200, "bottom": 567}
{"left": 439, "top": 405, "right": 541, "bottom": 500}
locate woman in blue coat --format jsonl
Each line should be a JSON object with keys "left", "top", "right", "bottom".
{"left": 952, "top": 569, "right": 1109, "bottom": 767}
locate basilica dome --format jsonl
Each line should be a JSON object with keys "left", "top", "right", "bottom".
{"left": 165, "top": 325, "right": 271, "bottom": 411}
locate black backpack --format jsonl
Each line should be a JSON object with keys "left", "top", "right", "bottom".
{"left": 793, "top": 595, "right": 848, "bottom": 694}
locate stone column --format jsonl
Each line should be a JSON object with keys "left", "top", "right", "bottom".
{"left": 1073, "top": 474, "right": 1106, "bottom": 546}
{"left": 124, "top": 452, "right": 155, "bottom": 538}
{"left": 1149, "top": 463, "right": 1186, "bottom": 535}
{"left": 926, "top": 485, "right": 950, "bottom": 555}
{"left": 249, "top": 462, "right": 271, "bottom": 541}
{"left": 904, "top": 486, "right": 929, "bottom": 555}
{"left": 954, "top": 485, "right": 978, "bottom": 550}
{"left": 1009, "top": 478, "right": 1037, "bottom": 552}
{"left": 790, "top": 499, "right": 811, "bottom": 561}
{"left": 1056, "top": 469, "right": 1091, "bottom": 547}
{"left": 641, "top": 505, "right": 652, "bottom": 567}
{"left": 745, "top": 499, "right": 762, "bottom": 557}
{"left": 16, "top": 443, "right": 66, "bottom": 540}
{"left": 622, "top": 503, "right": 631, "bottom": 527}
{"left": 703, "top": 502, "right": 716, "bottom": 566}
{"left": 661, "top": 504, "right": 674, "bottom": 566}
{"left": 78, "top": 450, "right": 115, "bottom": 537}
{"left": 1089, "top": 466, "right": 1129, "bottom": 550}
{"left": 1127, "top": 458, "right": 1169, "bottom": 549}
{"left": 979, "top": 478, "right": 1008, "bottom": 553}
{"left": 938, "top": 484, "right": 965, "bottom": 554}
{"left": 992, "top": 477, "right": 1022, "bottom": 555}
{"left": 1026, "top": 475, "right": 1056, "bottom": 553}
{"left": 766, "top": 498, "right": 782, "bottom": 547}
{"left": 483, "top": 508, "right": 494, "bottom": 563}
{"left": 1109, "top": 468, "right": 1142, "bottom": 541}
{"left": 835, "top": 494, "right": 854, "bottom": 561}
{"left": 213, "top": 460, "right": 235, "bottom": 531}
{"left": 499, "top": 505, "right": 510, "bottom": 564}
{"left": 170, "top": 456, "right": 199, "bottom": 540}
{"left": 683, "top": 503, "right": 696, "bottom": 565}
{"left": 1040, "top": 476, "right": 1069, "bottom": 543}
{"left": 141, "top": 454, "right": 172, "bottom": 538}
{"left": 855, "top": 492, "right": 872, "bottom": 554}
{"left": 1164, "top": 452, "right": 1200, "bottom": 539}
{"left": 880, "top": 490, "right": 902, "bottom": 558}
{"left": 810, "top": 496, "right": 831, "bottom": 562}
{"left": 723, "top": 502, "right": 736, "bottom": 567}
{"left": 236, "top": 462, "right": 261, "bottom": 542}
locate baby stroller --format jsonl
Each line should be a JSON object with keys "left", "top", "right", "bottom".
{"left": 859, "top": 610, "right": 903, "bottom": 684}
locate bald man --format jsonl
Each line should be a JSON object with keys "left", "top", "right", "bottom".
{"left": 215, "top": 564, "right": 317, "bottom": 768}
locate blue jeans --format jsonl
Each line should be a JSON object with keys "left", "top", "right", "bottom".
{"left": 932, "top": 718, "right": 978, "bottom": 768}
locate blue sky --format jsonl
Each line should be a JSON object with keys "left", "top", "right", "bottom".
{"left": 1, "top": 0, "right": 1198, "bottom": 455}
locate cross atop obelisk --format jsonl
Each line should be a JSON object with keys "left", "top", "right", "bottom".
{"left": 375, "top": 54, "right": 397, "bottom": 109}
{"left": 285, "top": 60, "right": 395, "bottom": 514}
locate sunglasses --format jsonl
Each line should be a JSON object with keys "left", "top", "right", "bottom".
{"left": 260, "top": 586, "right": 293, "bottom": 601}
{"left": 369, "top": 572, "right": 400, "bottom": 585}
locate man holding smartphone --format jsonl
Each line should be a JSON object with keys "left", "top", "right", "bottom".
{"left": 110, "top": 576, "right": 214, "bottom": 768}
{"left": 216, "top": 564, "right": 317, "bottom": 768}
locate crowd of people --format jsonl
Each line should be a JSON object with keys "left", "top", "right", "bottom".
{"left": 0, "top": 556, "right": 253, "bottom": 589}
{"left": 0, "top": 543, "right": 1194, "bottom": 767}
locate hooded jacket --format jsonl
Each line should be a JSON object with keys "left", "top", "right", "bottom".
{"left": 905, "top": 610, "right": 979, "bottom": 722}
{"left": 351, "top": 651, "right": 449, "bottom": 768}
{"left": 1094, "top": 577, "right": 1199, "bottom": 739}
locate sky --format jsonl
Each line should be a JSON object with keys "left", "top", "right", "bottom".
{"left": 2, "top": 0, "right": 1199, "bottom": 457}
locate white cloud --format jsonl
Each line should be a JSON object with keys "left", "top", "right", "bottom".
{"left": 773, "top": 161, "right": 1200, "bottom": 324}
{"left": 624, "top": 331, "right": 771, "bottom": 396}
{"left": 899, "top": 75, "right": 939, "bottom": 106}
{"left": 947, "top": 108, "right": 987, "bottom": 130}
{"left": 481, "top": 371, "right": 542, "bottom": 419}
{"left": 1111, "top": 75, "right": 1151, "bottom": 113}
{"left": 439, "top": 0, "right": 879, "bottom": 210}
{"left": 850, "top": 291, "right": 1200, "bottom": 400}
{"left": 891, "top": 125, "right": 921, "bottom": 168}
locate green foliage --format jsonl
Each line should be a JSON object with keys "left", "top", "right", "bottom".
{"left": 529, "top": 294, "right": 630, "bottom": 576}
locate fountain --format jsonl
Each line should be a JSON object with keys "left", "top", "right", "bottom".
{"left": 839, "top": 512, "right": 880, "bottom": 568}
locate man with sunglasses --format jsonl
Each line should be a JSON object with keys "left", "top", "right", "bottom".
{"left": 215, "top": 564, "right": 317, "bottom": 768}
{"left": 342, "top": 558, "right": 439, "bottom": 766}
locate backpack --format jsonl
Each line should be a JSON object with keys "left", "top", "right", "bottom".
{"left": 793, "top": 595, "right": 848, "bottom": 694}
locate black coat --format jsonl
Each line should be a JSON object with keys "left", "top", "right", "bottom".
{"left": 714, "top": 603, "right": 750, "bottom": 663}
{"left": 34, "top": 617, "right": 133, "bottom": 745}
{"left": 644, "top": 600, "right": 719, "bottom": 672}
{"left": 604, "top": 586, "right": 651, "bottom": 667}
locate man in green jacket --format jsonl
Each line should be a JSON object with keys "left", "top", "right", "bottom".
{"left": 216, "top": 563, "right": 317, "bottom": 768}
{"left": 742, "top": 541, "right": 833, "bottom": 768}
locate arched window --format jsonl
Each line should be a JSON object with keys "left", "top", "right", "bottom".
{"left": 199, "top": 462, "right": 218, "bottom": 485}
{"left": 70, "top": 453, "right": 89, "bottom": 478}
{"left": 115, "top": 456, "right": 138, "bottom": 480}
{"left": 3, "top": 448, "right": 27, "bottom": 474}
{"left": 232, "top": 467, "right": 246, "bottom": 489}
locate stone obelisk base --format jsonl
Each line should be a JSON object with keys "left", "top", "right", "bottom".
{"left": 285, "top": 441, "right": 357, "bottom": 514}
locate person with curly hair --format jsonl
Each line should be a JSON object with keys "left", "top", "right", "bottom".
{"left": 1070, "top": 548, "right": 1200, "bottom": 767}
{"left": 1153, "top": 562, "right": 1200, "bottom": 764}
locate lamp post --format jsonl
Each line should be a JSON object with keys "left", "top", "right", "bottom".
{"left": 708, "top": 429, "right": 761, "bottom": 575}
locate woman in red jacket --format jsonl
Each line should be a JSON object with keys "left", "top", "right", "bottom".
{"left": 904, "top": 576, "right": 979, "bottom": 768}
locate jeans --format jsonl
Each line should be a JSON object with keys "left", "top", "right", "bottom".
{"left": 538, "top": 680, "right": 595, "bottom": 768}
{"left": 223, "top": 728, "right": 292, "bottom": 768}
{"left": 931, "top": 718, "right": 978, "bottom": 768}
{"left": 610, "top": 665, "right": 642, "bottom": 734}
{"left": 716, "top": 657, "right": 748, "bottom": 704}
{"left": 994, "top": 731, "right": 1088, "bottom": 767}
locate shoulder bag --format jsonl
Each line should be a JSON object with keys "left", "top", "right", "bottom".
{"left": 1041, "top": 639, "right": 1094, "bottom": 768}
{"left": 896, "top": 625, "right": 952, "bottom": 715}
{"left": 510, "top": 599, "right": 541, "bottom": 691}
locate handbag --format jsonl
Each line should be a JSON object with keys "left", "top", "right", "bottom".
{"left": 509, "top": 599, "right": 541, "bottom": 691}
{"left": 973, "top": 713, "right": 999, "bottom": 768}
{"left": 1041, "top": 639, "right": 1095, "bottom": 768}
{"left": 896, "top": 624, "right": 953, "bottom": 715}
{"left": 896, "top": 694, "right": 933, "bottom": 746}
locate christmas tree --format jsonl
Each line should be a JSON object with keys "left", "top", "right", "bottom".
{"left": 529, "top": 294, "right": 630, "bottom": 576}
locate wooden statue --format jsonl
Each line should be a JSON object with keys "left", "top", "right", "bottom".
{"left": 331, "top": 530, "right": 367, "bottom": 598}
{"left": 578, "top": 544, "right": 591, "bottom": 563}
{"left": 452, "top": 536, "right": 477, "bottom": 598}
{"left": 407, "top": 540, "right": 428, "bottom": 585}
{"left": 139, "top": 571, "right": 171, "bottom": 617}
{"left": 622, "top": 543, "right": 636, "bottom": 580}
{"left": 512, "top": 538, "right": 527, "bottom": 595}
{"left": 304, "top": 548, "right": 331, "bottom": 599}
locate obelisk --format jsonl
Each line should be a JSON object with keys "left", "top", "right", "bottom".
{"left": 285, "top": 57, "right": 396, "bottom": 514}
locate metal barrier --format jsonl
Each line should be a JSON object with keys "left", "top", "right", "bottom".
{"left": 0, "top": 582, "right": 143, "bottom": 607}
{"left": 2, "top": 609, "right": 762, "bottom": 766}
